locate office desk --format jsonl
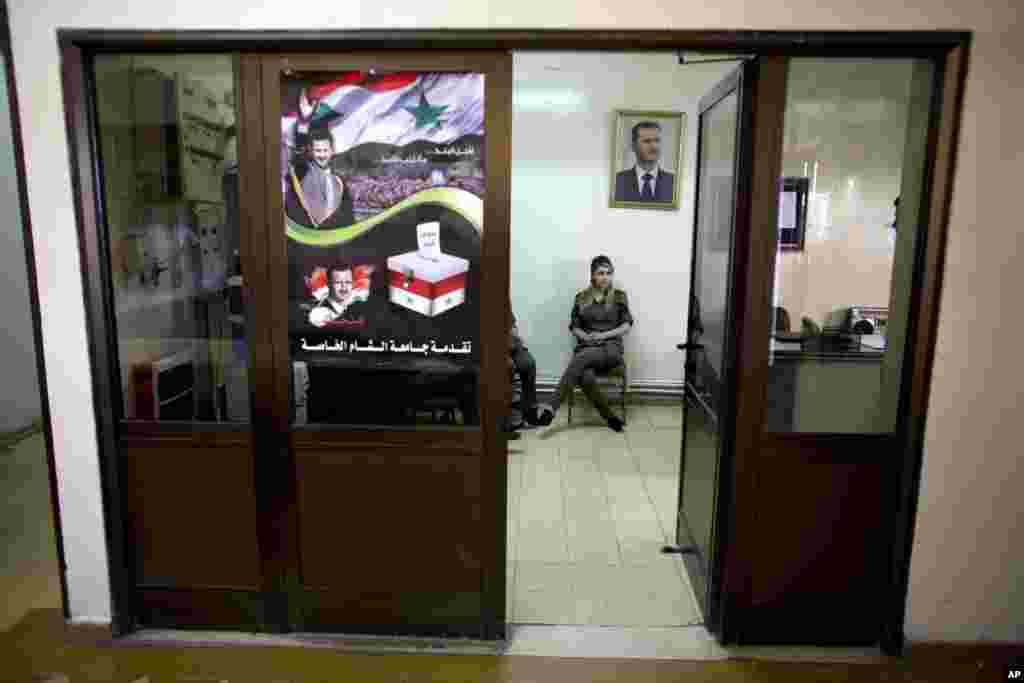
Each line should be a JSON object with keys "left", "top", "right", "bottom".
{"left": 766, "top": 336, "right": 888, "bottom": 433}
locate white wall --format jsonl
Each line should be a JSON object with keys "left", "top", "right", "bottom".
{"left": 0, "top": 54, "right": 41, "bottom": 433}
{"left": 511, "top": 52, "right": 735, "bottom": 386}
{"left": 9, "top": 0, "right": 1024, "bottom": 643}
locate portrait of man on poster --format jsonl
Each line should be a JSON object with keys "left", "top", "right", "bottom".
{"left": 285, "top": 127, "right": 356, "bottom": 229}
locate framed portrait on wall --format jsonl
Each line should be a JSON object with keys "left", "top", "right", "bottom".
{"left": 609, "top": 110, "right": 685, "bottom": 211}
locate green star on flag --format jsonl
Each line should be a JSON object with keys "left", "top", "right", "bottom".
{"left": 404, "top": 91, "right": 448, "bottom": 129}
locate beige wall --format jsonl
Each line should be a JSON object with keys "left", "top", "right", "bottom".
{"left": 8, "top": 0, "right": 1023, "bottom": 643}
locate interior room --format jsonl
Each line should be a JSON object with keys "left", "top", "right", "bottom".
{"left": 503, "top": 50, "right": 732, "bottom": 628}
{"left": 505, "top": 51, "right": 921, "bottom": 630}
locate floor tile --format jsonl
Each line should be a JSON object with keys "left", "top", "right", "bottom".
{"left": 622, "top": 404, "right": 657, "bottom": 430}
{"left": 505, "top": 624, "right": 724, "bottom": 659}
{"left": 571, "top": 562, "right": 699, "bottom": 627}
{"left": 644, "top": 404, "right": 684, "bottom": 429}
{"left": 627, "top": 429, "right": 682, "bottom": 471}
{"left": 515, "top": 528, "right": 569, "bottom": 563}
{"left": 509, "top": 400, "right": 701, "bottom": 629}
{"left": 512, "top": 562, "right": 578, "bottom": 624}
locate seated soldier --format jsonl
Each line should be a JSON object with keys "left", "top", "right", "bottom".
{"left": 507, "top": 307, "right": 540, "bottom": 436}
{"left": 536, "top": 255, "right": 633, "bottom": 432}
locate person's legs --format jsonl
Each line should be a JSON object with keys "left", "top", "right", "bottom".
{"left": 511, "top": 346, "right": 538, "bottom": 422}
{"left": 578, "top": 347, "right": 624, "bottom": 430}
{"left": 548, "top": 347, "right": 607, "bottom": 414}
{"left": 538, "top": 346, "right": 623, "bottom": 430}
{"left": 579, "top": 367, "right": 612, "bottom": 420}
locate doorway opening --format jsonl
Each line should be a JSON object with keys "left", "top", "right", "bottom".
{"left": 505, "top": 48, "right": 941, "bottom": 645}
{"left": 505, "top": 50, "right": 744, "bottom": 631}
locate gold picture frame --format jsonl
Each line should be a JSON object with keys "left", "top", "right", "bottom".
{"left": 609, "top": 109, "right": 685, "bottom": 211}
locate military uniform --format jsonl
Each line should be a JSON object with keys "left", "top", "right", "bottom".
{"left": 547, "top": 287, "right": 633, "bottom": 421}
{"left": 509, "top": 309, "right": 538, "bottom": 424}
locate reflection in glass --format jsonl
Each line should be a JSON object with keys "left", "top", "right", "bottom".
{"left": 680, "top": 89, "right": 740, "bottom": 617}
{"left": 282, "top": 71, "right": 485, "bottom": 427}
{"left": 93, "top": 55, "right": 246, "bottom": 423}
{"left": 681, "top": 386, "right": 718, "bottom": 599}
{"left": 766, "top": 59, "right": 935, "bottom": 433}
{"left": 690, "top": 91, "right": 738, "bottom": 410}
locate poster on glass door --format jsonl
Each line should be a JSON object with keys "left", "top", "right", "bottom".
{"left": 281, "top": 71, "right": 484, "bottom": 360}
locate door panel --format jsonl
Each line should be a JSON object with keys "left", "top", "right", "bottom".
{"left": 89, "top": 52, "right": 273, "bottom": 631}
{"left": 133, "top": 587, "right": 266, "bottom": 631}
{"left": 121, "top": 438, "right": 262, "bottom": 590}
{"left": 294, "top": 450, "right": 482, "bottom": 593}
{"left": 250, "top": 52, "right": 511, "bottom": 636}
{"left": 731, "top": 56, "right": 941, "bottom": 645}
{"left": 291, "top": 447, "right": 483, "bottom": 634}
{"left": 677, "top": 62, "right": 753, "bottom": 636}
{"left": 745, "top": 435, "right": 892, "bottom": 644}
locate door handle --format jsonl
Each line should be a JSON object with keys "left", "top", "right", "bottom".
{"left": 677, "top": 343, "right": 705, "bottom": 351}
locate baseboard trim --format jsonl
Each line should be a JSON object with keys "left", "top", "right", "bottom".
{"left": 536, "top": 377, "right": 683, "bottom": 402}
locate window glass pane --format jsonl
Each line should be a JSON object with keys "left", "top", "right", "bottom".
{"left": 93, "top": 55, "right": 246, "bottom": 422}
{"left": 693, "top": 90, "right": 738, "bottom": 410}
{"left": 283, "top": 71, "right": 483, "bottom": 427}
{"left": 765, "top": 58, "right": 935, "bottom": 433}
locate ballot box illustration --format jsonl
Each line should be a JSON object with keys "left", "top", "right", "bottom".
{"left": 387, "top": 221, "right": 469, "bottom": 317}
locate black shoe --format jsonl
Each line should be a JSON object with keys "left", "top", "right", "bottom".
{"left": 606, "top": 416, "right": 624, "bottom": 432}
{"left": 536, "top": 406, "right": 554, "bottom": 427}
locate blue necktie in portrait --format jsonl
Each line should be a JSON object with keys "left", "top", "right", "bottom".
{"left": 642, "top": 173, "right": 654, "bottom": 200}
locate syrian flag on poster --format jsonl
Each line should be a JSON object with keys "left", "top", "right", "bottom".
{"left": 282, "top": 72, "right": 484, "bottom": 152}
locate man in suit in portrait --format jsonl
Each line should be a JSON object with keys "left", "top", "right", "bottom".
{"left": 614, "top": 120, "right": 676, "bottom": 203}
{"left": 285, "top": 127, "right": 355, "bottom": 229}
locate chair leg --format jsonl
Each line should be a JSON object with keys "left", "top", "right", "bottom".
{"left": 567, "top": 390, "right": 573, "bottom": 424}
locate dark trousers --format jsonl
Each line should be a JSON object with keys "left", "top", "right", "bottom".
{"left": 511, "top": 345, "right": 537, "bottom": 415}
{"left": 550, "top": 344, "right": 622, "bottom": 420}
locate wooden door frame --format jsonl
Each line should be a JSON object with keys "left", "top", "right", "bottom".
{"left": 56, "top": 29, "right": 968, "bottom": 651}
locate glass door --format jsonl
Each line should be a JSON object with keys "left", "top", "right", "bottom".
{"left": 676, "top": 61, "right": 755, "bottom": 636}
{"left": 91, "top": 53, "right": 271, "bottom": 631}
{"left": 247, "top": 52, "right": 511, "bottom": 637}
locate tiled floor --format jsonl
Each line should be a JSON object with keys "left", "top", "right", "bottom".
{"left": 507, "top": 401, "right": 702, "bottom": 627}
